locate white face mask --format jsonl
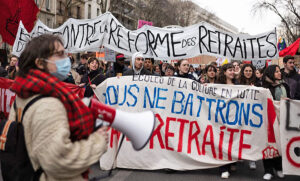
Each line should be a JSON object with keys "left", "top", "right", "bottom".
{"left": 46, "top": 57, "right": 71, "bottom": 80}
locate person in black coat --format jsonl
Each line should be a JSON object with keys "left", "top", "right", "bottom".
{"left": 76, "top": 54, "right": 88, "bottom": 77}
{"left": 255, "top": 68, "right": 264, "bottom": 87}
{"left": 263, "top": 65, "right": 290, "bottom": 101}
{"left": 217, "top": 63, "right": 237, "bottom": 179}
{"left": 175, "top": 59, "right": 196, "bottom": 80}
{"left": 261, "top": 64, "right": 289, "bottom": 180}
{"left": 280, "top": 55, "right": 300, "bottom": 100}
{"left": 80, "top": 57, "right": 106, "bottom": 97}
{"left": 6, "top": 55, "right": 18, "bottom": 79}
{"left": 106, "top": 53, "right": 129, "bottom": 77}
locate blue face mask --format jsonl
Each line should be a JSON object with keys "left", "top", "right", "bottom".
{"left": 46, "top": 57, "right": 71, "bottom": 80}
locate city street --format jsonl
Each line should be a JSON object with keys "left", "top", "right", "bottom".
{"left": 1, "top": 158, "right": 299, "bottom": 180}
{"left": 88, "top": 161, "right": 299, "bottom": 181}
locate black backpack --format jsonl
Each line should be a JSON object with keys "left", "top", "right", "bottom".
{"left": 0, "top": 95, "right": 46, "bottom": 181}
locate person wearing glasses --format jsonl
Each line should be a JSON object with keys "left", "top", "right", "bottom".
{"left": 123, "top": 52, "right": 152, "bottom": 76}
{"left": 5, "top": 34, "right": 108, "bottom": 180}
{"left": 164, "top": 64, "right": 175, "bottom": 76}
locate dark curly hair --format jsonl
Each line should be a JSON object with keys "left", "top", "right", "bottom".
{"left": 239, "top": 64, "right": 256, "bottom": 85}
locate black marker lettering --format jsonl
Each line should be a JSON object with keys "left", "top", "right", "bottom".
{"left": 171, "top": 31, "right": 185, "bottom": 57}
{"left": 257, "top": 35, "right": 267, "bottom": 58}
{"left": 266, "top": 32, "right": 277, "bottom": 57}
{"left": 223, "top": 34, "right": 234, "bottom": 57}
{"left": 198, "top": 25, "right": 209, "bottom": 53}
{"left": 208, "top": 30, "right": 217, "bottom": 54}
{"left": 233, "top": 37, "right": 243, "bottom": 58}
{"left": 154, "top": 33, "right": 170, "bottom": 57}
{"left": 127, "top": 31, "right": 134, "bottom": 52}
{"left": 247, "top": 38, "right": 256, "bottom": 59}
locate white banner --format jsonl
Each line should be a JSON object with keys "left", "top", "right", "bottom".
{"left": 12, "top": 12, "right": 278, "bottom": 61}
{"left": 280, "top": 99, "right": 300, "bottom": 176}
{"left": 95, "top": 76, "right": 282, "bottom": 170}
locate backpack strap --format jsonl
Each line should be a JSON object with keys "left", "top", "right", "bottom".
{"left": 20, "top": 95, "right": 49, "bottom": 123}
{"left": 14, "top": 95, "right": 48, "bottom": 123}
{"left": 14, "top": 95, "right": 48, "bottom": 180}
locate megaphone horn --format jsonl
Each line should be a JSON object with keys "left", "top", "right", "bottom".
{"left": 82, "top": 98, "right": 155, "bottom": 151}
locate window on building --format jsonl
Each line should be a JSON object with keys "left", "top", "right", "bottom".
{"left": 46, "top": 18, "right": 51, "bottom": 27}
{"left": 68, "top": 6, "right": 72, "bottom": 17}
{"left": 46, "top": 0, "right": 50, "bottom": 11}
{"left": 77, "top": 6, "right": 80, "bottom": 19}
{"left": 59, "top": 1, "right": 62, "bottom": 14}
{"left": 97, "top": 8, "right": 100, "bottom": 16}
{"left": 88, "top": 4, "right": 91, "bottom": 19}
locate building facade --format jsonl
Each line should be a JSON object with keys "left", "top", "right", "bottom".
{"left": 34, "top": 0, "right": 56, "bottom": 28}
{"left": 34, "top": 0, "right": 85, "bottom": 27}
{"left": 84, "top": 0, "right": 101, "bottom": 19}
{"left": 195, "top": 6, "right": 238, "bottom": 34}
{"left": 110, "top": 0, "right": 137, "bottom": 30}
{"left": 55, "top": 0, "right": 85, "bottom": 27}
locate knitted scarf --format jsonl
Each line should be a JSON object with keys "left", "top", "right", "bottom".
{"left": 11, "top": 69, "right": 95, "bottom": 141}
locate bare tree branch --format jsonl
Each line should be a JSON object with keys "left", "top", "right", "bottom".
{"left": 252, "top": 0, "right": 300, "bottom": 42}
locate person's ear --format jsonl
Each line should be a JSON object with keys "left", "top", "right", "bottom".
{"left": 35, "top": 58, "right": 45, "bottom": 69}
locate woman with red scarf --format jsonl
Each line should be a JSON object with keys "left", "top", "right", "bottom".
{"left": 8, "top": 34, "right": 108, "bottom": 180}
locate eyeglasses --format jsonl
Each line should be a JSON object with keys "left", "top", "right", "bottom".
{"left": 52, "top": 50, "right": 68, "bottom": 58}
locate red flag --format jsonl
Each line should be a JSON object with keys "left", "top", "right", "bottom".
{"left": 279, "top": 38, "right": 300, "bottom": 57}
{"left": 0, "top": 0, "right": 39, "bottom": 45}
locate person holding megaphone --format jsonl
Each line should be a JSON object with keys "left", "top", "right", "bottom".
{"left": 5, "top": 34, "right": 155, "bottom": 181}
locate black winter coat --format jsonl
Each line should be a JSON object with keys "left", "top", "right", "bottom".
{"left": 81, "top": 69, "right": 106, "bottom": 97}
{"left": 281, "top": 68, "right": 300, "bottom": 100}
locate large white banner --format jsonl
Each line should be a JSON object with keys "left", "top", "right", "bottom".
{"left": 12, "top": 12, "right": 278, "bottom": 61}
{"left": 280, "top": 99, "right": 300, "bottom": 176}
{"left": 95, "top": 76, "right": 282, "bottom": 170}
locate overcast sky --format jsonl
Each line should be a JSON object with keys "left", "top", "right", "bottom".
{"left": 192, "top": 0, "right": 281, "bottom": 35}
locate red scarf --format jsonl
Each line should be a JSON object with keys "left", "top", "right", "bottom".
{"left": 11, "top": 69, "right": 95, "bottom": 141}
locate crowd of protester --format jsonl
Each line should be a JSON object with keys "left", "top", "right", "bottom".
{"left": 1, "top": 45, "right": 300, "bottom": 180}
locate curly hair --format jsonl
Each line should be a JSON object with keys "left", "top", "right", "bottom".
{"left": 239, "top": 64, "right": 256, "bottom": 85}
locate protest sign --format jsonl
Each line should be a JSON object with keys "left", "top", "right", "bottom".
{"left": 104, "top": 47, "right": 116, "bottom": 62}
{"left": 137, "top": 20, "right": 153, "bottom": 29}
{"left": 280, "top": 99, "right": 300, "bottom": 176}
{"left": 252, "top": 59, "right": 266, "bottom": 69}
{"left": 0, "top": 78, "right": 15, "bottom": 117}
{"left": 0, "top": 78, "right": 85, "bottom": 118}
{"left": 12, "top": 12, "right": 278, "bottom": 61}
{"left": 94, "top": 76, "right": 281, "bottom": 170}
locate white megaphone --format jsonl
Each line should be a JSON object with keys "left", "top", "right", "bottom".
{"left": 82, "top": 98, "right": 155, "bottom": 151}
